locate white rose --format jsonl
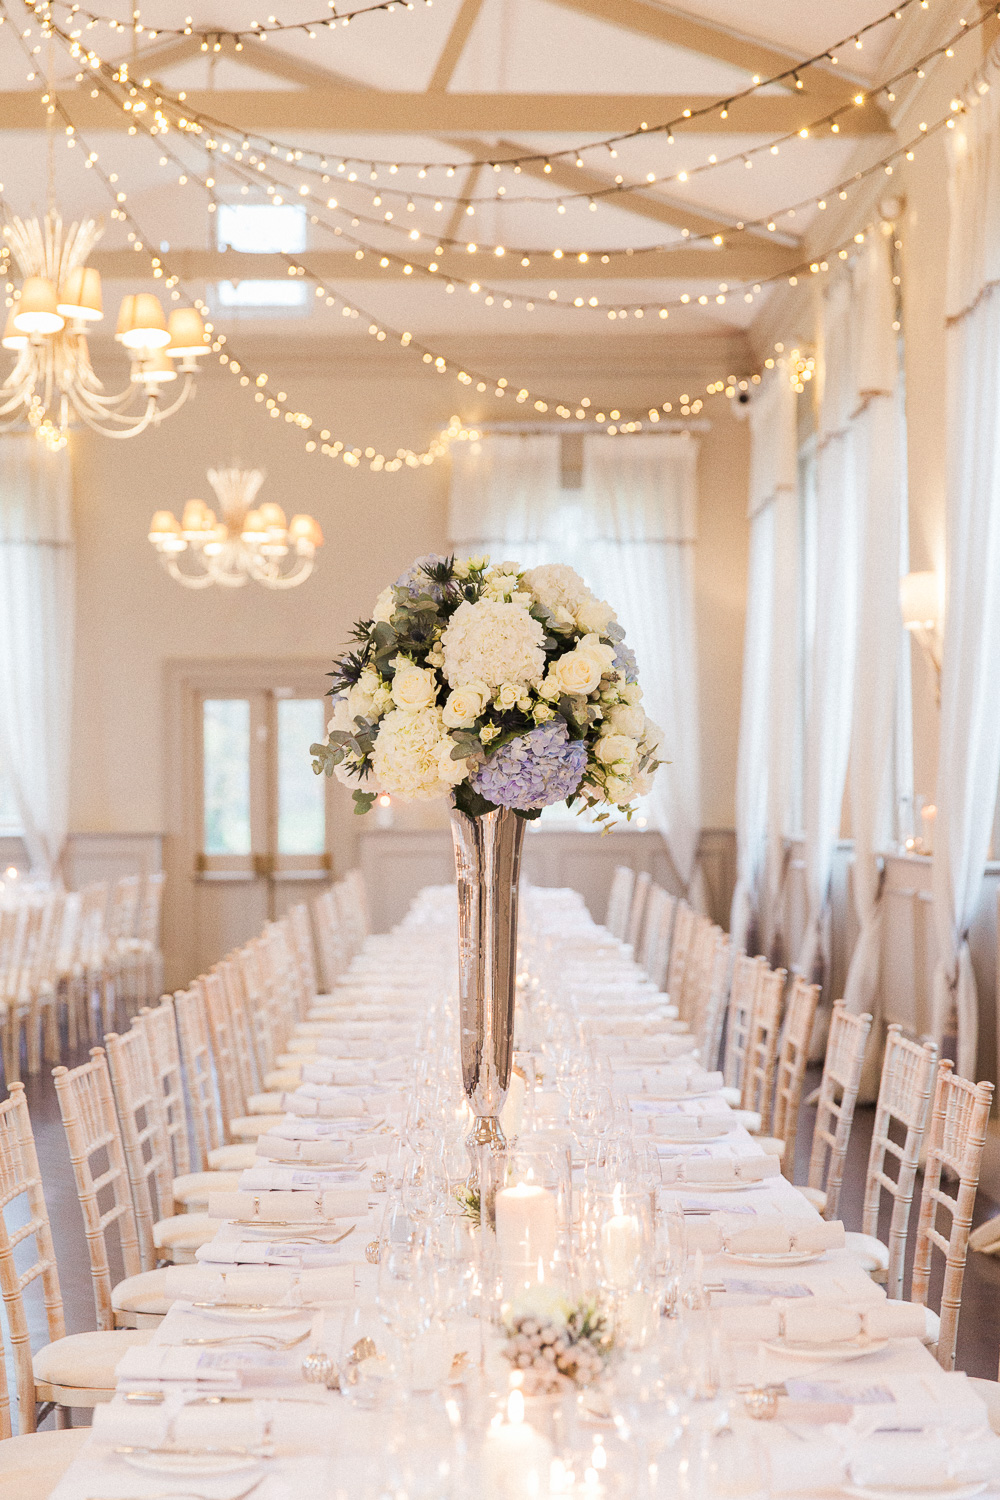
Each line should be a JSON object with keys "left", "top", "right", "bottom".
{"left": 606, "top": 704, "right": 645, "bottom": 738}
{"left": 533, "top": 703, "right": 555, "bottom": 723}
{"left": 595, "top": 734, "right": 638, "bottom": 766}
{"left": 494, "top": 682, "right": 520, "bottom": 710}
{"left": 391, "top": 662, "right": 438, "bottom": 711}
{"left": 437, "top": 739, "right": 469, "bottom": 786}
{"left": 327, "top": 696, "right": 354, "bottom": 736}
{"left": 442, "top": 682, "right": 489, "bottom": 727}
{"left": 548, "top": 641, "right": 613, "bottom": 697}
{"left": 372, "top": 686, "right": 394, "bottom": 715}
{"left": 603, "top": 774, "right": 633, "bottom": 804}
{"left": 372, "top": 585, "right": 395, "bottom": 624}
{"left": 453, "top": 558, "right": 471, "bottom": 579}
{"left": 348, "top": 681, "right": 376, "bottom": 721}
{"left": 620, "top": 682, "right": 644, "bottom": 706}
{"left": 575, "top": 596, "right": 616, "bottom": 635}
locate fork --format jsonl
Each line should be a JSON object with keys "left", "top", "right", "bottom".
{"left": 180, "top": 1328, "right": 312, "bottom": 1350}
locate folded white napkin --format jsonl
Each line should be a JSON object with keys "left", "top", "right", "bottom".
{"left": 300, "top": 1061, "right": 375, "bottom": 1087}
{"left": 195, "top": 1240, "right": 360, "bottom": 1270}
{"left": 116, "top": 1346, "right": 241, "bottom": 1385}
{"left": 207, "top": 1188, "right": 368, "bottom": 1222}
{"left": 162, "top": 1264, "right": 354, "bottom": 1305}
{"left": 282, "top": 1087, "right": 367, "bottom": 1119}
{"left": 847, "top": 1432, "right": 1000, "bottom": 1489}
{"left": 782, "top": 1303, "right": 863, "bottom": 1343}
{"left": 659, "top": 1155, "right": 779, "bottom": 1187}
{"left": 255, "top": 1135, "right": 351, "bottom": 1165}
{"left": 621, "top": 1037, "right": 699, "bottom": 1062}
{"left": 860, "top": 1301, "right": 928, "bottom": 1341}
{"left": 624, "top": 1067, "right": 724, "bottom": 1100}
{"left": 238, "top": 1166, "right": 367, "bottom": 1192}
{"left": 94, "top": 1397, "right": 341, "bottom": 1452}
{"left": 720, "top": 1217, "right": 846, "bottom": 1256}
{"left": 311, "top": 1039, "right": 377, "bottom": 1059}
{"left": 648, "top": 1114, "right": 733, "bottom": 1141}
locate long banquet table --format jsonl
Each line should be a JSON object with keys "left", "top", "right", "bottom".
{"left": 48, "top": 884, "right": 1000, "bottom": 1500}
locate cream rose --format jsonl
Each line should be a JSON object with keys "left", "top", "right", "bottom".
{"left": 437, "top": 739, "right": 469, "bottom": 786}
{"left": 605, "top": 703, "right": 645, "bottom": 739}
{"left": 603, "top": 774, "right": 634, "bottom": 804}
{"left": 595, "top": 734, "right": 638, "bottom": 766}
{"left": 442, "top": 682, "right": 488, "bottom": 728}
{"left": 575, "top": 596, "right": 616, "bottom": 635}
{"left": 494, "top": 682, "right": 520, "bottom": 710}
{"left": 391, "top": 662, "right": 438, "bottom": 711}
{"left": 372, "top": 585, "right": 395, "bottom": 624}
{"left": 548, "top": 638, "right": 614, "bottom": 697}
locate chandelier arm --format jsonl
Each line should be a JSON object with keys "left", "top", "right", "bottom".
{"left": 68, "top": 395, "right": 161, "bottom": 439}
{"left": 0, "top": 383, "right": 36, "bottom": 417}
{"left": 149, "top": 375, "right": 196, "bottom": 423}
{"left": 246, "top": 552, "right": 317, "bottom": 590}
{"left": 159, "top": 554, "right": 217, "bottom": 590}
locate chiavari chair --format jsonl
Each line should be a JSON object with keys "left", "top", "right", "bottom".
{"left": 133, "top": 999, "right": 241, "bottom": 1210}
{"left": 313, "top": 887, "right": 349, "bottom": 992}
{"left": 664, "top": 900, "right": 696, "bottom": 1010}
{"left": 102, "top": 875, "right": 142, "bottom": 1027}
{"left": 198, "top": 974, "right": 282, "bottom": 1145}
{"left": 117, "top": 871, "right": 166, "bottom": 1012}
{"left": 289, "top": 900, "right": 324, "bottom": 1001}
{"left": 691, "top": 928, "right": 733, "bottom": 1071}
{"left": 797, "top": 1001, "right": 872, "bottom": 1220}
{"left": 104, "top": 1027, "right": 221, "bottom": 1264}
{"left": 840, "top": 1027, "right": 939, "bottom": 1298}
{"left": 910, "top": 1061, "right": 994, "bottom": 1370}
{"left": 721, "top": 953, "right": 766, "bottom": 1100}
{"left": 636, "top": 885, "right": 675, "bottom": 988}
{"left": 66, "top": 881, "right": 107, "bottom": 1046}
{"left": 757, "top": 975, "right": 820, "bottom": 1173}
{"left": 0, "top": 904, "right": 31, "bottom": 1084}
{"left": 741, "top": 965, "right": 787, "bottom": 1134}
{"left": 173, "top": 985, "right": 255, "bottom": 1174}
{"left": 0, "top": 1083, "right": 152, "bottom": 1432}
{"left": 604, "top": 865, "right": 634, "bottom": 943}
{"left": 624, "top": 869, "right": 652, "bottom": 953}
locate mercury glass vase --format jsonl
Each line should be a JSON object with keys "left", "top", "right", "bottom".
{"left": 450, "top": 805, "right": 526, "bottom": 1223}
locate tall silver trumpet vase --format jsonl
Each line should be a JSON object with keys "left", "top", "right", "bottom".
{"left": 450, "top": 805, "right": 526, "bottom": 1228}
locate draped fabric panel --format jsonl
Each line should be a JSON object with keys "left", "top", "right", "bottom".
{"left": 930, "top": 88, "right": 1000, "bottom": 1078}
{"left": 0, "top": 436, "right": 75, "bottom": 876}
{"left": 447, "top": 432, "right": 702, "bottom": 892}
{"left": 842, "top": 234, "right": 904, "bottom": 1074}
{"left": 730, "top": 372, "right": 798, "bottom": 957}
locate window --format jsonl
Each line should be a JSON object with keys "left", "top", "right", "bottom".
{"left": 215, "top": 280, "right": 308, "bottom": 310}
{"left": 197, "top": 688, "right": 330, "bottom": 877}
{"left": 213, "top": 203, "right": 309, "bottom": 309}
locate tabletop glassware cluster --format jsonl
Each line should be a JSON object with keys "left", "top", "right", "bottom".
{"left": 52, "top": 884, "right": 1000, "bottom": 1500}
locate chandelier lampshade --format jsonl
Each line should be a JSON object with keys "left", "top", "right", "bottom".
{"left": 58, "top": 266, "right": 103, "bottom": 322}
{"left": 14, "top": 276, "right": 64, "bottom": 335}
{"left": 1, "top": 214, "right": 207, "bottom": 447}
{"left": 149, "top": 469, "right": 323, "bottom": 590}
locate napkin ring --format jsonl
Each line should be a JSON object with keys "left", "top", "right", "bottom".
{"left": 365, "top": 1239, "right": 381, "bottom": 1265}
{"left": 252, "top": 1196, "right": 261, "bottom": 1219}
{"left": 370, "top": 1171, "right": 387, "bottom": 1193}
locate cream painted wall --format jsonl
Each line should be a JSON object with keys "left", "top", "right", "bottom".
{"left": 67, "top": 334, "right": 750, "bottom": 886}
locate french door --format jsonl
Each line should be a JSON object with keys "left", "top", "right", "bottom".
{"left": 166, "top": 660, "right": 334, "bottom": 984}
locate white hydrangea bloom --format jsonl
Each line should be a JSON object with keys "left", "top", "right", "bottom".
{"left": 440, "top": 598, "right": 546, "bottom": 689}
{"left": 523, "top": 563, "right": 592, "bottom": 617}
{"left": 371, "top": 706, "right": 465, "bottom": 800}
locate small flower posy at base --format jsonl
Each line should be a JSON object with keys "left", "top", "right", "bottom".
{"left": 453, "top": 1183, "right": 481, "bottom": 1226}
{"left": 501, "top": 1287, "right": 615, "bottom": 1395}
{"left": 311, "top": 554, "right": 664, "bottom": 823}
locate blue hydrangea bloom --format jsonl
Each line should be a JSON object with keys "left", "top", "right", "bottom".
{"left": 472, "top": 721, "right": 588, "bottom": 811}
{"left": 613, "top": 641, "right": 639, "bottom": 683}
{"left": 395, "top": 553, "right": 450, "bottom": 600}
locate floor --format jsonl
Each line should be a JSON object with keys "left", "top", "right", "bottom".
{"left": 6, "top": 1048, "right": 1000, "bottom": 1434}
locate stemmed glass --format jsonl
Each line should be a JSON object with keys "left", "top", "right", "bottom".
{"left": 376, "top": 1237, "right": 435, "bottom": 1391}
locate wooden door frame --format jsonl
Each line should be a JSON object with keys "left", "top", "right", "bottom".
{"left": 163, "top": 656, "right": 332, "bottom": 990}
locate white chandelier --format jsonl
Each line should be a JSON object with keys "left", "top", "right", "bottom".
{"left": 1, "top": 213, "right": 208, "bottom": 450}
{"left": 148, "top": 468, "right": 324, "bottom": 590}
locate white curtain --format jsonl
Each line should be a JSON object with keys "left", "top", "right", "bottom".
{"left": 841, "top": 234, "right": 904, "bottom": 1062}
{"left": 0, "top": 436, "right": 75, "bottom": 877}
{"left": 448, "top": 432, "right": 703, "bottom": 892}
{"left": 730, "top": 371, "right": 798, "bottom": 958}
{"left": 930, "top": 89, "right": 1000, "bottom": 1080}
{"left": 797, "top": 274, "right": 860, "bottom": 984}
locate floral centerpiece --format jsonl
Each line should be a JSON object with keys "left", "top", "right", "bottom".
{"left": 501, "top": 1285, "right": 614, "bottom": 1395}
{"left": 310, "top": 554, "right": 663, "bottom": 820}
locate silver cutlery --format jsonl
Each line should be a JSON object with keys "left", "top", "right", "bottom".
{"left": 180, "top": 1328, "right": 312, "bottom": 1350}
{"left": 114, "top": 1444, "right": 272, "bottom": 1460}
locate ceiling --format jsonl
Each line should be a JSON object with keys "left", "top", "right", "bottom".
{"left": 0, "top": 0, "right": 972, "bottom": 380}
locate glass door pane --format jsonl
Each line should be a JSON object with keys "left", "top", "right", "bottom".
{"left": 203, "top": 698, "right": 252, "bottom": 856}
{"left": 277, "top": 698, "right": 327, "bottom": 857}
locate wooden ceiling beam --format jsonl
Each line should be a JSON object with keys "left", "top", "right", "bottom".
{"left": 0, "top": 88, "right": 890, "bottom": 134}
{"left": 427, "top": 0, "right": 487, "bottom": 92}
{"left": 89, "top": 244, "right": 800, "bottom": 281}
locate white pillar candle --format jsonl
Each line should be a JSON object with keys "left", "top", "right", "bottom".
{"left": 496, "top": 1181, "right": 557, "bottom": 1265}
{"left": 484, "top": 1390, "right": 553, "bottom": 1500}
{"left": 601, "top": 1210, "right": 642, "bottom": 1290}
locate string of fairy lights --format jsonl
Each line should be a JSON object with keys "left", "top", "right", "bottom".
{"left": 22, "top": 0, "right": 989, "bottom": 231}
{"left": 38, "top": 0, "right": 435, "bottom": 43}
{"left": 25, "top": 0, "right": 933, "bottom": 175}
{"left": 0, "top": 0, "right": 989, "bottom": 469}
{"left": 16, "top": 0, "right": 978, "bottom": 326}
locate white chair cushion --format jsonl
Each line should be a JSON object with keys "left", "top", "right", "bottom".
{"left": 264, "top": 1068, "right": 301, "bottom": 1090}
{"left": 229, "top": 1115, "right": 284, "bottom": 1140}
{"left": 33, "top": 1328, "right": 153, "bottom": 1392}
{"left": 843, "top": 1231, "right": 891, "bottom": 1274}
{"left": 113, "top": 1263, "right": 221, "bottom": 1320}
{"left": 208, "top": 1143, "right": 257, "bottom": 1172}
{"left": 756, "top": 1136, "right": 786, "bottom": 1160}
{"left": 173, "top": 1171, "right": 241, "bottom": 1208}
{"left": 247, "top": 1092, "right": 284, "bottom": 1116}
{"left": 796, "top": 1185, "right": 828, "bottom": 1214}
{"left": 968, "top": 1377, "right": 1000, "bottom": 1435}
{"left": 0, "top": 1427, "right": 89, "bottom": 1500}
{"left": 153, "top": 1212, "right": 222, "bottom": 1252}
